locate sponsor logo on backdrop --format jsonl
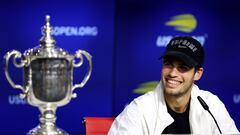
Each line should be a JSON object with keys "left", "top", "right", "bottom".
{"left": 165, "top": 14, "right": 197, "bottom": 33}
{"left": 233, "top": 94, "right": 240, "bottom": 104}
{"left": 156, "top": 14, "right": 208, "bottom": 47}
{"left": 8, "top": 95, "right": 27, "bottom": 105}
{"left": 133, "top": 81, "right": 159, "bottom": 94}
{"left": 50, "top": 26, "right": 98, "bottom": 36}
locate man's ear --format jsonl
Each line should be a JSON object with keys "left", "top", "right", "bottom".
{"left": 194, "top": 68, "right": 204, "bottom": 81}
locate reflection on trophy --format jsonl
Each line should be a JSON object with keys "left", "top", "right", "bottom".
{"left": 4, "top": 15, "right": 92, "bottom": 135}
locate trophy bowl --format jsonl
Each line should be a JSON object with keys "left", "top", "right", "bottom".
{"left": 4, "top": 15, "right": 92, "bottom": 135}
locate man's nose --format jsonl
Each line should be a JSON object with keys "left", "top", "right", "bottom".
{"left": 169, "top": 67, "right": 178, "bottom": 77}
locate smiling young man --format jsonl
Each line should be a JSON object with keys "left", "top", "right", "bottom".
{"left": 108, "top": 36, "right": 239, "bottom": 134}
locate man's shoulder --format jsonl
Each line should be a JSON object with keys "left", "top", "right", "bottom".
{"left": 133, "top": 90, "right": 158, "bottom": 105}
{"left": 193, "top": 85, "right": 218, "bottom": 98}
{"left": 123, "top": 90, "right": 159, "bottom": 113}
{"left": 196, "top": 88, "right": 222, "bottom": 105}
{"left": 198, "top": 89, "right": 215, "bottom": 96}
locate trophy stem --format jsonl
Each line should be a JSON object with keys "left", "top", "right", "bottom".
{"left": 28, "top": 108, "right": 68, "bottom": 135}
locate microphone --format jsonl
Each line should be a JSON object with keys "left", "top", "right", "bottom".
{"left": 197, "top": 96, "right": 222, "bottom": 134}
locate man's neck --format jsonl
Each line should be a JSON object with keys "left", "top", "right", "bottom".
{"left": 165, "top": 92, "right": 191, "bottom": 113}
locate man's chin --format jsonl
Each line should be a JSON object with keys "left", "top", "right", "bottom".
{"left": 164, "top": 89, "right": 183, "bottom": 97}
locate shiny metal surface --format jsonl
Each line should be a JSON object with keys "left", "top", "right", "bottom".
{"left": 4, "top": 15, "right": 92, "bottom": 135}
{"left": 31, "top": 58, "right": 71, "bottom": 102}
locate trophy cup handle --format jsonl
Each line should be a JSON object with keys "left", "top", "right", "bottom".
{"left": 4, "top": 50, "right": 27, "bottom": 97}
{"left": 72, "top": 49, "right": 92, "bottom": 91}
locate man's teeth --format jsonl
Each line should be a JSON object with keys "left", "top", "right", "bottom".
{"left": 167, "top": 79, "right": 180, "bottom": 85}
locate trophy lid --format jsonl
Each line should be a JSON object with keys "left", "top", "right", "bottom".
{"left": 24, "top": 15, "right": 72, "bottom": 59}
{"left": 40, "top": 15, "right": 56, "bottom": 47}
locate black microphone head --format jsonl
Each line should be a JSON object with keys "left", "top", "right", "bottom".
{"left": 197, "top": 96, "right": 209, "bottom": 110}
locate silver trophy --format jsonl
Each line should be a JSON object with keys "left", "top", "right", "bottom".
{"left": 4, "top": 15, "right": 92, "bottom": 135}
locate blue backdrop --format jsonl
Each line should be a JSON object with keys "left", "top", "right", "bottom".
{"left": 0, "top": 0, "right": 239, "bottom": 134}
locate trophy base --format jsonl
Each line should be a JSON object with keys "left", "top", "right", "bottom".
{"left": 27, "top": 125, "right": 68, "bottom": 135}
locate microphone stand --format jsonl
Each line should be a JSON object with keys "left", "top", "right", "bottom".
{"left": 197, "top": 96, "right": 222, "bottom": 134}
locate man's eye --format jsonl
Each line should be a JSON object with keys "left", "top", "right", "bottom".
{"left": 178, "top": 65, "right": 190, "bottom": 72}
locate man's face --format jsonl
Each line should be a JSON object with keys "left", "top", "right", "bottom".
{"left": 161, "top": 57, "right": 203, "bottom": 97}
